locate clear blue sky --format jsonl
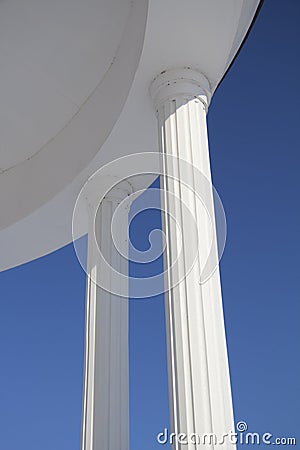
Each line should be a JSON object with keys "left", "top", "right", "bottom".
{"left": 0, "top": 1, "right": 299, "bottom": 448}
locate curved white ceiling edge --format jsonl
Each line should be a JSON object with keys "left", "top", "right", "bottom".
{"left": 221, "top": 0, "right": 261, "bottom": 84}
{"left": 0, "top": 0, "right": 261, "bottom": 272}
{"left": 0, "top": 0, "right": 148, "bottom": 231}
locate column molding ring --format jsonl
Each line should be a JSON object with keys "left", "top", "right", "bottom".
{"left": 149, "top": 67, "right": 212, "bottom": 113}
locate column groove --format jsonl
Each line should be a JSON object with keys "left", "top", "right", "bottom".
{"left": 150, "top": 68, "right": 236, "bottom": 450}
{"left": 81, "top": 186, "right": 131, "bottom": 450}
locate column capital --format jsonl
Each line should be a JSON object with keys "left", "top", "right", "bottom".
{"left": 150, "top": 68, "right": 212, "bottom": 113}
{"left": 84, "top": 176, "right": 133, "bottom": 212}
{"left": 103, "top": 179, "right": 133, "bottom": 203}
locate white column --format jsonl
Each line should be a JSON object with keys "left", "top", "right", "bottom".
{"left": 150, "top": 69, "right": 236, "bottom": 449}
{"left": 81, "top": 183, "right": 131, "bottom": 450}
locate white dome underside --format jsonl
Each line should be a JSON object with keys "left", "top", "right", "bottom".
{"left": 0, "top": 0, "right": 261, "bottom": 271}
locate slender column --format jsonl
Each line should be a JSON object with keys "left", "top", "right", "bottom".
{"left": 81, "top": 183, "right": 131, "bottom": 450}
{"left": 150, "top": 69, "right": 236, "bottom": 449}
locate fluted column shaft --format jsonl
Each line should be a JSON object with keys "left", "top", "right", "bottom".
{"left": 81, "top": 186, "right": 130, "bottom": 450}
{"left": 151, "top": 68, "right": 235, "bottom": 449}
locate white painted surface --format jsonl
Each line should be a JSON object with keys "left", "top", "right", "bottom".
{"left": 151, "top": 69, "right": 236, "bottom": 448}
{"left": 81, "top": 186, "right": 130, "bottom": 450}
{"left": 0, "top": 0, "right": 261, "bottom": 270}
{"left": 0, "top": 0, "right": 148, "bottom": 229}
